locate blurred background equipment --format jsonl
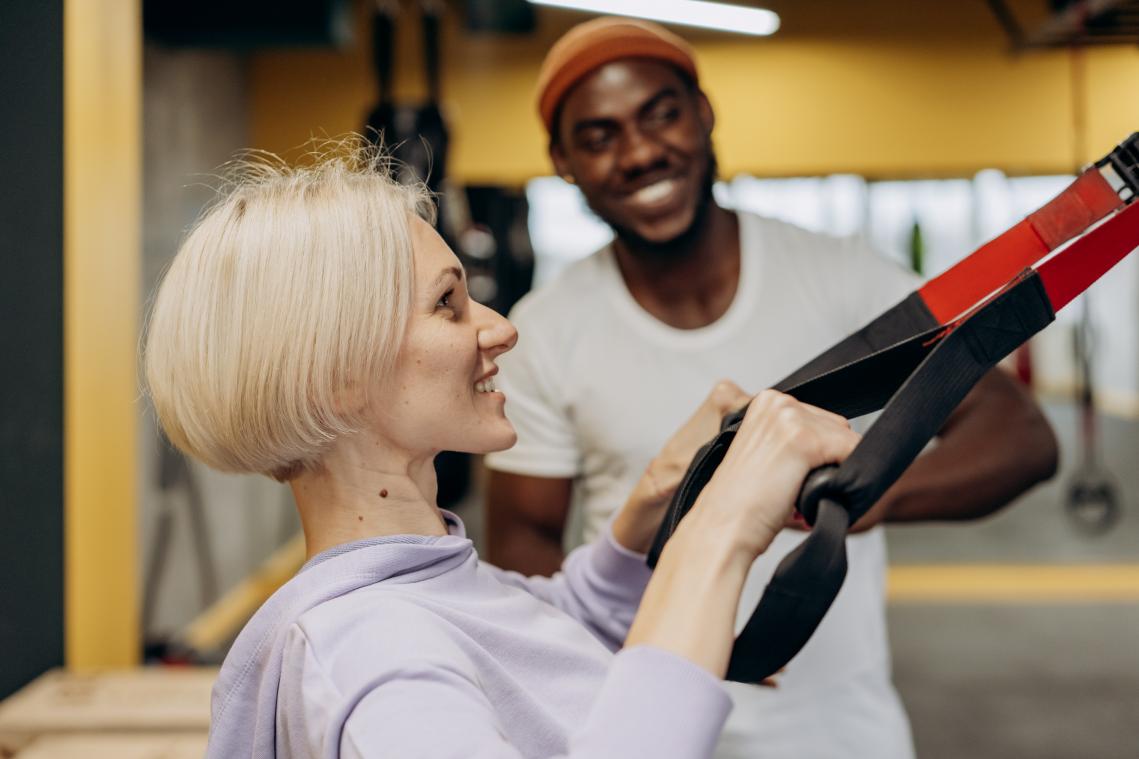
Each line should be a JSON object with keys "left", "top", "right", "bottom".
{"left": 1065, "top": 295, "right": 1121, "bottom": 534}
{"left": 144, "top": 0, "right": 354, "bottom": 47}
{"left": 364, "top": 0, "right": 449, "bottom": 192}
{"left": 466, "top": 0, "right": 536, "bottom": 33}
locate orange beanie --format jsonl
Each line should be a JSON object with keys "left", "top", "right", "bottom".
{"left": 536, "top": 16, "right": 699, "bottom": 134}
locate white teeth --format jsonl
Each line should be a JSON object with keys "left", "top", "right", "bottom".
{"left": 631, "top": 179, "right": 676, "bottom": 205}
{"left": 475, "top": 377, "right": 497, "bottom": 393}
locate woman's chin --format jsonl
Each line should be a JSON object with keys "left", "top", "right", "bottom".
{"left": 484, "top": 428, "right": 518, "bottom": 454}
{"left": 458, "top": 424, "right": 517, "bottom": 455}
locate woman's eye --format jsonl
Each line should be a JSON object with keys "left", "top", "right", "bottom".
{"left": 436, "top": 289, "right": 454, "bottom": 310}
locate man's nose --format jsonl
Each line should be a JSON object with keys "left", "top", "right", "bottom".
{"left": 617, "top": 126, "right": 667, "bottom": 176}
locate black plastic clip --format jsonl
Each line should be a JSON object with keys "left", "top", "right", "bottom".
{"left": 1095, "top": 132, "right": 1139, "bottom": 203}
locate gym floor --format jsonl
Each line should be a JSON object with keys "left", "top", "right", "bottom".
{"left": 887, "top": 402, "right": 1139, "bottom": 759}
{"left": 456, "top": 400, "right": 1139, "bottom": 757}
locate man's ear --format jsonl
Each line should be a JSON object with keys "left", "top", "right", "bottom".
{"left": 696, "top": 91, "right": 715, "bottom": 136}
{"left": 549, "top": 140, "right": 573, "bottom": 184}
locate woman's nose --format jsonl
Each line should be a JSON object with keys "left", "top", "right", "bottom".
{"left": 475, "top": 302, "right": 518, "bottom": 357}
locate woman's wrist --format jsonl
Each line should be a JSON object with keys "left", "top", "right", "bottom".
{"left": 670, "top": 504, "right": 763, "bottom": 572}
{"left": 626, "top": 516, "right": 753, "bottom": 678}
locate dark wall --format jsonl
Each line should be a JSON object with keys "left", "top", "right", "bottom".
{"left": 0, "top": 0, "right": 64, "bottom": 699}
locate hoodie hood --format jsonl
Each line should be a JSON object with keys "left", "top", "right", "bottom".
{"left": 206, "top": 512, "right": 471, "bottom": 758}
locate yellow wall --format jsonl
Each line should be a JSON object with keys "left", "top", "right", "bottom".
{"left": 65, "top": 0, "right": 141, "bottom": 669}
{"left": 250, "top": 3, "right": 1139, "bottom": 185}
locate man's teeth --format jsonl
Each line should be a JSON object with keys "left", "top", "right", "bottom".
{"left": 475, "top": 378, "right": 498, "bottom": 393}
{"left": 631, "top": 179, "right": 676, "bottom": 205}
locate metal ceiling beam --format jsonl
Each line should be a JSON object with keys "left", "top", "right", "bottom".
{"left": 987, "top": 0, "right": 1139, "bottom": 51}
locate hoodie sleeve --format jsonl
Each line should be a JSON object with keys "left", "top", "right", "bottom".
{"left": 483, "top": 523, "right": 652, "bottom": 651}
{"left": 338, "top": 645, "right": 731, "bottom": 759}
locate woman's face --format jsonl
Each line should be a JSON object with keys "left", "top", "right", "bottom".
{"left": 372, "top": 217, "right": 518, "bottom": 456}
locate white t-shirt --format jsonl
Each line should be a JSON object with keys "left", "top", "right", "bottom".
{"left": 486, "top": 211, "right": 919, "bottom": 759}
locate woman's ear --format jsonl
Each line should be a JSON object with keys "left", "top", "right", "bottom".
{"left": 330, "top": 380, "right": 369, "bottom": 419}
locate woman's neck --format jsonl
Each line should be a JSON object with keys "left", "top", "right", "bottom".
{"left": 291, "top": 432, "right": 448, "bottom": 560}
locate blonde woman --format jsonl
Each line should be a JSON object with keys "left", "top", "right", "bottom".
{"left": 145, "top": 144, "right": 859, "bottom": 759}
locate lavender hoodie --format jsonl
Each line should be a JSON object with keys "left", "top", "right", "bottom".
{"left": 206, "top": 512, "right": 732, "bottom": 758}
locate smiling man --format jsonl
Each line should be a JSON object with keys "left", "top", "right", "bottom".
{"left": 484, "top": 16, "right": 1058, "bottom": 759}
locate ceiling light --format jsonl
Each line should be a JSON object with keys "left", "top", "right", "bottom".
{"left": 528, "top": 0, "right": 780, "bottom": 37}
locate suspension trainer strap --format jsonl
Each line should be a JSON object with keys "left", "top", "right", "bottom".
{"left": 919, "top": 165, "right": 1126, "bottom": 322}
{"left": 648, "top": 192, "right": 1139, "bottom": 684}
{"left": 733, "top": 133, "right": 1138, "bottom": 421}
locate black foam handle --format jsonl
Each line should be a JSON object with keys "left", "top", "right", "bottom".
{"left": 796, "top": 464, "right": 844, "bottom": 526}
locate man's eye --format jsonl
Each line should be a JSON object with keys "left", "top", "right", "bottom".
{"left": 580, "top": 131, "right": 611, "bottom": 152}
{"left": 646, "top": 106, "right": 679, "bottom": 127}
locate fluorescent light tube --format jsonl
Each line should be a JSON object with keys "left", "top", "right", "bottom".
{"left": 528, "top": 0, "right": 780, "bottom": 37}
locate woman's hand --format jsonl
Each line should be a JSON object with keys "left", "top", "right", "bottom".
{"left": 612, "top": 380, "right": 750, "bottom": 553}
{"left": 625, "top": 391, "right": 860, "bottom": 679}
{"left": 684, "top": 390, "right": 860, "bottom": 562}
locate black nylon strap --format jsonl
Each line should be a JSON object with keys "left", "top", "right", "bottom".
{"left": 648, "top": 292, "right": 942, "bottom": 566}
{"left": 777, "top": 291, "right": 940, "bottom": 391}
{"left": 812, "top": 273, "right": 1054, "bottom": 525}
{"left": 648, "top": 272, "right": 1056, "bottom": 683}
{"left": 726, "top": 498, "right": 849, "bottom": 683}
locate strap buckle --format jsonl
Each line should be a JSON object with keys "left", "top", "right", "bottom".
{"left": 1094, "top": 132, "right": 1139, "bottom": 203}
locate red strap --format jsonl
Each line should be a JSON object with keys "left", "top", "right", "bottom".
{"left": 919, "top": 169, "right": 1123, "bottom": 323}
{"left": 1030, "top": 168, "right": 1124, "bottom": 248}
{"left": 1039, "top": 200, "right": 1139, "bottom": 312}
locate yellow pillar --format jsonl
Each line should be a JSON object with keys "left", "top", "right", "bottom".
{"left": 64, "top": 0, "right": 142, "bottom": 669}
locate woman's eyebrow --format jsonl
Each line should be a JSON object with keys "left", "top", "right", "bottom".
{"left": 430, "top": 266, "right": 463, "bottom": 291}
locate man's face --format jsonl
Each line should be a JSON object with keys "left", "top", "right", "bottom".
{"left": 551, "top": 59, "right": 715, "bottom": 247}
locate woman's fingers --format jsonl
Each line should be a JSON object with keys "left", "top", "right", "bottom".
{"left": 796, "top": 401, "right": 851, "bottom": 428}
{"left": 682, "top": 389, "right": 863, "bottom": 560}
{"left": 739, "top": 391, "right": 857, "bottom": 466}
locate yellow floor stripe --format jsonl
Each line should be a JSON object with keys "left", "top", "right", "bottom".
{"left": 887, "top": 564, "right": 1139, "bottom": 603}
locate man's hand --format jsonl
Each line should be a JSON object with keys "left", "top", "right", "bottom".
{"left": 612, "top": 380, "right": 750, "bottom": 553}
{"left": 642, "top": 380, "right": 751, "bottom": 508}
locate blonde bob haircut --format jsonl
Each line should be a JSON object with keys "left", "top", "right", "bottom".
{"left": 145, "top": 139, "right": 434, "bottom": 481}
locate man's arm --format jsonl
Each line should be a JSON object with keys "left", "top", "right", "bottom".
{"left": 486, "top": 471, "right": 572, "bottom": 576}
{"left": 853, "top": 367, "right": 1059, "bottom": 531}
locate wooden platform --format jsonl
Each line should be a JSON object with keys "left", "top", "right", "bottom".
{"left": 0, "top": 668, "right": 215, "bottom": 757}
